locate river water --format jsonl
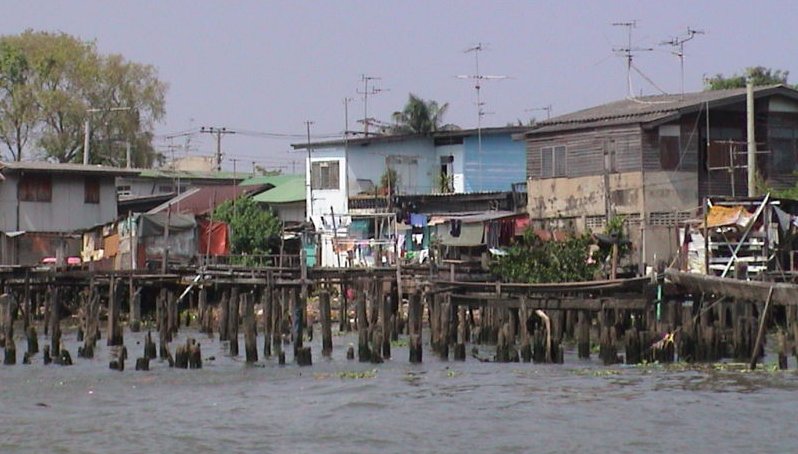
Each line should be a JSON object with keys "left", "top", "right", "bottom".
{"left": 1, "top": 327, "right": 796, "bottom": 454}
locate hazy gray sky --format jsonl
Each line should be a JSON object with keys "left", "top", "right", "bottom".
{"left": 3, "top": 1, "right": 796, "bottom": 172}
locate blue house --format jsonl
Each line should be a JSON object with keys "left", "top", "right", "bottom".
{"left": 292, "top": 126, "right": 529, "bottom": 218}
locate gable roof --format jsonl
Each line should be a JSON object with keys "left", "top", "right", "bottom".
{"left": 251, "top": 175, "right": 305, "bottom": 204}
{"left": 523, "top": 84, "right": 798, "bottom": 136}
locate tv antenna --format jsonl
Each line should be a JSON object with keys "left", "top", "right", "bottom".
{"left": 660, "top": 27, "right": 704, "bottom": 98}
{"left": 457, "top": 43, "right": 507, "bottom": 191}
{"left": 612, "top": 21, "right": 654, "bottom": 98}
{"left": 525, "top": 105, "right": 553, "bottom": 121}
{"left": 357, "top": 75, "right": 388, "bottom": 137}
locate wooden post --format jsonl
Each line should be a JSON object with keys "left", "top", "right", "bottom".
{"left": 382, "top": 290, "right": 391, "bottom": 359}
{"left": 129, "top": 275, "right": 141, "bottom": 333}
{"left": 454, "top": 305, "right": 466, "bottom": 361}
{"left": 750, "top": 287, "right": 774, "bottom": 370}
{"left": 357, "top": 285, "right": 371, "bottom": 362}
{"left": 158, "top": 290, "right": 169, "bottom": 359}
{"left": 243, "top": 292, "right": 258, "bottom": 363}
{"left": 292, "top": 287, "right": 303, "bottom": 359}
{"left": 409, "top": 290, "right": 422, "bottom": 363}
{"left": 273, "top": 287, "right": 284, "bottom": 364}
{"left": 229, "top": 288, "right": 241, "bottom": 357}
{"left": 520, "top": 297, "right": 532, "bottom": 362}
{"left": 577, "top": 310, "right": 590, "bottom": 359}
{"left": 198, "top": 287, "right": 207, "bottom": 334}
{"left": 263, "top": 281, "right": 272, "bottom": 358}
{"left": 2, "top": 294, "right": 15, "bottom": 365}
{"left": 166, "top": 289, "right": 177, "bottom": 342}
{"left": 320, "top": 290, "right": 333, "bottom": 357}
{"left": 218, "top": 289, "right": 229, "bottom": 342}
{"left": 50, "top": 286, "right": 61, "bottom": 358}
{"left": 439, "top": 296, "right": 449, "bottom": 360}
{"left": 340, "top": 278, "right": 350, "bottom": 332}
{"left": 107, "top": 275, "right": 123, "bottom": 346}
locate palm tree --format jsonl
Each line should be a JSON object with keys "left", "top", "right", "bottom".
{"left": 391, "top": 93, "right": 449, "bottom": 134}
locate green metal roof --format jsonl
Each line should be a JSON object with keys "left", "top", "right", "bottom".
{"left": 240, "top": 174, "right": 303, "bottom": 187}
{"left": 251, "top": 176, "right": 306, "bottom": 204}
{"left": 136, "top": 169, "right": 244, "bottom": 180}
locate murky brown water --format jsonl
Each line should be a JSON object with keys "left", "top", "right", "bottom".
{"left": 1, "top": 328, "right": 796, "bottom": 453}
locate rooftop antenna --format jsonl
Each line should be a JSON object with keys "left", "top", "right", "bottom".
{"left": 457, "top": 43, "right": 507, "bottom": 191}
{"left": 357, "top": 75, "right": 388, "bottom": 137}
{"left": 525, "top": 105, "right": 553, "bottom": 121}
{"left": 660, "top": 27, "right": 705, "bottom": 98}
{"left": 612, "top": 21, "right": 653, "bottom": 98}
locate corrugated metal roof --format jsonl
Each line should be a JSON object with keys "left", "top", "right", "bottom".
{"left": 135, "top": 169, "right": 244, "bottom": 180}
{"left": 291, "top": 126, "right": 531, "bottom": 149}
{"left": 240, "top": 174, "right": 303, "bottom": 187}
{"left": 147, "top": 184, "right": 267, "bottom": 215}
{"left": 524, "top": 84, "right": 798, "bottom": 136}
{"left": 251, "top": 176, "right": 305, "bottom": 204}
{"left": 0, "top": 161, "right": 140, "bottom": 176}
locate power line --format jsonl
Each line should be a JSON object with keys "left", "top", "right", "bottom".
{"left": 199, "top": 126, "right": 235, "bottom": 172}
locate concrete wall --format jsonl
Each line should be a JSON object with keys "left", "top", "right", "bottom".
{"left": 0, "top": 173, "right": 118, "bottom": 233}
{"left": 308, "top": 146, "right": 348, "bottom": 219}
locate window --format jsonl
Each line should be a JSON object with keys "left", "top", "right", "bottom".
{"left": 540, "top": 145, "right": 566, "bottom": 177}
{"left": 85, "top": 178, "right": 100, "bottom": 204}
{"left": 311, "top": 160, "right": 340, "bottom": 190}
{"left": 18, "top": 174, "right": 52, "bottom": 202}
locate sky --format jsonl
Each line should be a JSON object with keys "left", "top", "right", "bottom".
{"left": 3, "top": 1, "right": 797, "bottom": 173}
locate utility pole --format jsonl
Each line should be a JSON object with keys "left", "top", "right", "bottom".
{"left": 747, "top": 79, "right": 757, "bottom": 197}
{"left": 200, "top": 126, "right": 235, "bottom": 172}
{"left": 357, "top": 75, "right": 387, "bottom": 137}
{"left": 305, "top": 121, "right": 314, "bottom": 220}
{"left": 457, "top": 43, "right": 507, "bottom": 191}
{"left": 661, "top": 27, "right": 704, "bottom": 98}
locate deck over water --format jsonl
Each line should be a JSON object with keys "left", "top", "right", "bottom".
{"left": 1, "top": 327, "right": 796, "bottom": 454}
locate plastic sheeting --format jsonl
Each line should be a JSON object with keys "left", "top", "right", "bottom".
{"left": 198, "top": 220, "right": 230, "bottom": 256}
{"left": 438, "top": 222, "right": 484, "bottom": 247}
{"left": 138, "top": 212, "right": 196, "bottom": 237}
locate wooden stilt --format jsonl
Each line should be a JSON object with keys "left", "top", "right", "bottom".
{"left": 320, "top": 290, "right": 333, "bottom": 358}
{"left": 243, "top": 292, "right": 257, "bottom": 363}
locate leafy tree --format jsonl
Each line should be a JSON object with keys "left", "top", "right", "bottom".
{"left": 0, "top": 30, "right": 166, "bottom": 165}
{"left": 379, "top": 167, "right": 400, "bottom": 195}
{"left": 704, "top": 66, "right": 794, "bottom": 90}
{"left": 391, "top": 93, "right": 449, "bottom": 134}
{"left": 212, "top": 196, "right": 281, "bottom": 254}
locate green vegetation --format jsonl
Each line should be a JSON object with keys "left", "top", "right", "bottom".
{"left": 704, "top": 66, "right": 794, "bottom": 90}
{"left": 212, "top": 196, "right": 281, "bottom": 255}
{"left": 338, "top": 369, "right": 377, "bottom": 379}
{"left": 0, "top": 30, "right": 166, "bottom": 165}
{"left": 490, "top": 229, "right": 599, "bottom": 283}
{"left": 390, "top": 93, "right": 450, "bottom": 134}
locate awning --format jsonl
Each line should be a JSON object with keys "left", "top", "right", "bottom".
{"left": 438, "top": 222, "right": 484, "bottom": 246}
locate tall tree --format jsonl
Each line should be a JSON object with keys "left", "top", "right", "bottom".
{"left": 0, "top": 30, "right": 167, "bottom": 165}
{"left": 391, "top": 93, "right": 449, "bottom": 134}
{"left": 0, "top": 40, "right": 36, "bottom": 161}
{"left": 704, "top": 66, "right": 793, "bottom": 90}
{"left": 213, "top": 196, "right": 282, "bottom": 254}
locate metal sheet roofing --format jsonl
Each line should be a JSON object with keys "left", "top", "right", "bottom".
{"left": 524, "top": 84, "right": 798, "bottom": 135}
{"left": 251, "top": 176, "right": 305, "bottom": 204}
{"left": 0, "top": 161, "right": 140, "bottom": 176}
{"left": 147, "top": 184, "right": 267, "bottom": 215}
{"left": 240, "top": 174, "right": 303, "bottom": 187}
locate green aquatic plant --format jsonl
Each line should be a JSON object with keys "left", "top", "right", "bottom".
{"left": 338, "top": 369, "right": 377, "bottom": 379}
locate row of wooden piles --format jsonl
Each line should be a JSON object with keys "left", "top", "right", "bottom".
{"left": 3, "top": 276, "right": 798, "bottom": 369}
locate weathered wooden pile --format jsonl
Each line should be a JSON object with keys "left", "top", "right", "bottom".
{"left": 1, "top": 263, "right": 797, "bottom": 371}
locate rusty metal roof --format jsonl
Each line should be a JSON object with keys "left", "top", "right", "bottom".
{"left": 147, "top": 184, "right": 267, "bottom": 216}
